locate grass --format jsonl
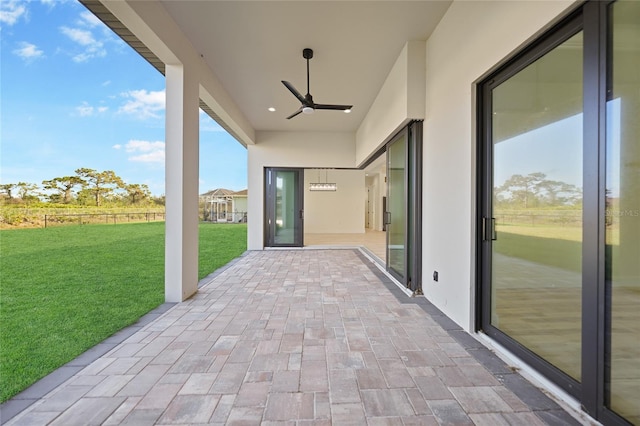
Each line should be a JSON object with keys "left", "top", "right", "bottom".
{"left": 495, "top": 224, "right": 623, "bottom": 274}
{"left": 497, "top": 223, "right": 622, "bottom": 245}
{"left": 0, "top": 222, "right": 246, "bottom": 402}
{"left": 497, "top": 224, "right": 583, "bottom": 242}
{"left": 494, "top": 230, "right": 582, "bottom": 273}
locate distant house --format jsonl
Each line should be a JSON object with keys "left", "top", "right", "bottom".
{"left": 200, "top": 188, "right": 247, "bottom": 222}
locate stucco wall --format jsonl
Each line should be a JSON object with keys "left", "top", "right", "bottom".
{"left": 232, "top": 197, "right": 247, "bottom": 214}
{"left": 247, "top": 131, "right": 356, "bottom": 249}
{"left": 355, "top": 41, "right": 426, "bottom": 166}
{"left": 421, "top": 0, "right": 577, "bottom": 330}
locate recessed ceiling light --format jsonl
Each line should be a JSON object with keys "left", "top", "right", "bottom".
{"left": 344, "top": 109, "right": 351, "bottom": 114}
{"left": 268, "top": 107, "right": 276, "bottom": 112}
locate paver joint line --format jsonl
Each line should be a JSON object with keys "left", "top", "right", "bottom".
{"left": 2, "top": 250, "right": 583, "bottom": 426}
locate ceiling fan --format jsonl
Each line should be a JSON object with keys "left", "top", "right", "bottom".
{"left": 282, "top": 48, "right": 353, "bottom": 119}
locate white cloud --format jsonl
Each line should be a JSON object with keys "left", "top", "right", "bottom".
{"left": 130, "top": 151, "right": 165, "bottom": 163}
{"left": 102, "top": 80, "right": 111, "bottom": 86}
{"left": 112, "top": 144, "right": 122, "bottom": 150}
{"left": 123, "top": 140, "right": 165, "bottom": 164}
{"left": 119, "top": 89, "right": 165, "bottom": 120}
{"left": 0, "top": 1, "right": 27, "bottom": 26}
{"left": 76, "top": 102, "right": 94, "bottom": 117}
{"left": 78, "top": 11, "right": 101, "bottom": 28}
{"left": 13, "top": 42, "right": 44, "bottom": 62}
{"left": 61, "top": 26, "right": 94, "bottom": 46}
{"left": 74, "top": 101, "right": 108, "bottom": 117}
{"left": 40, "top": 0, "right": 71, "bottom": 7}
{"left": 60, "top": 25, "right": 106, "bottom": 62}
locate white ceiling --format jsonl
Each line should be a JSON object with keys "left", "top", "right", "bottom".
{"left": 159, "top": 1, "right": 452, "bottom": 133}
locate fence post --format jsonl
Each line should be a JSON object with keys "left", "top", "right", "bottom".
{"left": 44, "top": 215, "right": 47, "bottom": 228}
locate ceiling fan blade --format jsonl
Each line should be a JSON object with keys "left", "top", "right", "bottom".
{"left": 314, "top": 104, "right": 353, "bottom": 111}
{"left": 286, "top": 107, "right": 303, "bottom": 120}
{"left": 282, "top": 81, "right": 307, "bottom": 105}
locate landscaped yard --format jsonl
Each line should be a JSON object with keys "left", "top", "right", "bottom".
{"left": 0, "top": 222, "right": 247, "bottom": 402}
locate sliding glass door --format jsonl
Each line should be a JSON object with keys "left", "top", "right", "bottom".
{"left": 265, "top": 168, "right": 304, "bottom": 247}
{"left": 383, "top": 123, "right": 422, "bottom": 293}
{"left": 483, "top": 22, "right": 584, "bottom": 389}
{"left": 386, "top": 131, "right": 408, "bottom": 282}
{"left": 479, "top": 2, "right": 638, "bottom": 423}
{"left": 605, "top": 1, "right": 640, "bottom": 423}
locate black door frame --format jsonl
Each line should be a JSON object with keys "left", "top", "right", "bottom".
{"left": 383, "top": 121, "right": 423, "bottom": 294}
{"left": 385, "top": 128, "right": 409, "bottom": 285}
{"left": 477, "top": 10, "right": 584, "bottom": 397}
{"left": 264, "top": 167, "right": 304, "bottom": 248}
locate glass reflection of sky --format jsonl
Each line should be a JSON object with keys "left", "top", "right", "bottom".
{"left": 494, "top": 100, "right": 621, "bottom": 197}
{"left": 494, "top": 112, "right": 583, "bottom": 188}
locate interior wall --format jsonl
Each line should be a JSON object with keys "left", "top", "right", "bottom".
{"left": 304, "top": 169, "right": 365, "bottom": 234}
{"left": 368, "top": 171, "right": 386, "bottom": 232}
{"left": 421, "top": 0, "right": 577, "bottom": 330}
{"left": 365, "top": 174, "right": 381, "bottom": 231}
{"left": 247, "top": 131, "right": 356, "bottom": 249}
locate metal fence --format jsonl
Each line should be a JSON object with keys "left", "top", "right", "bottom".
{"left": 44, "top": 211, "right": 166, "bottom": 228}
{"left": 495, "top": 210, "right": 582, "bottom": 227}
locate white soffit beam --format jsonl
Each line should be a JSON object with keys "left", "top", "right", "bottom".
{"left": 96, "top": 0, "right": 256, "bottom": 146}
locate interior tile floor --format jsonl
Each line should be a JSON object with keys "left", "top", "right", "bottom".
{"left": 305, "top": 229, "right": 386, "bottom": 262}
{"left": 1, "top": 249, "right": 589, "bottom": 425}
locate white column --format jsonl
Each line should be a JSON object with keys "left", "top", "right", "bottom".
{"left": 165, "top": 64, "right": 199, "bottom": 302}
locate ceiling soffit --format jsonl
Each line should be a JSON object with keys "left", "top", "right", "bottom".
{"left": 82, "top": 1, "right": 452, "bottom": 135}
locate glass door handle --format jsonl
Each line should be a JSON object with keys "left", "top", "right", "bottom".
{"left": 299, "top": 210, "right": 304, "bottom": 219}
{"left": 384, "top": 212, "right": 391, "bottom": 225}
{"left": 482, "top": 217, "right": 497, "bottom": 241}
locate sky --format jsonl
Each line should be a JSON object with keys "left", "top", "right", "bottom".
{"left": 495, "top": 104, "right": 622, "bottom": 198}
{"left": 494, "top": 113, "right": 583, "bottom": 189}
{"left": 0, "top": 0, "right": 248, "bottom": 196}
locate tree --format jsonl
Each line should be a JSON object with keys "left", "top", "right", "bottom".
{"left": 497, "top": 173, "right": 546, "bottom": 208}
{"left": 0, "top": 183, "right": 16, "bottom": 199}
{"left": 15, "top": 182, "right": 39, "bottom": 202}
{"left": 42, "top": 176, "right": 85, "bottom": 204}
{"left": 537, "top": 179, "right": 582, "bottom": 206}
{"left": 75, "top": 168, "right": 124, "bottom": 206}
{"left": 497, "top": 172, "right": 582, "bottom": 208}
{"left": 124, "top": 183, "right": 151, "bottom": 205}
{"left": 152, "top": 194, "right": 165, "bottom": 206}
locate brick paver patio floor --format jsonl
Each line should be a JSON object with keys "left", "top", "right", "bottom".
{"left": 3, "top": 249, "right": 584, "bottom": 425}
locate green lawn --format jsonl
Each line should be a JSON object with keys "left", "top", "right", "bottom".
{"left": 494, "top": 230, "right": 582, "bottom": 273}
{"left": 0, "top": 222, "right": 246, "bottom": 402}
